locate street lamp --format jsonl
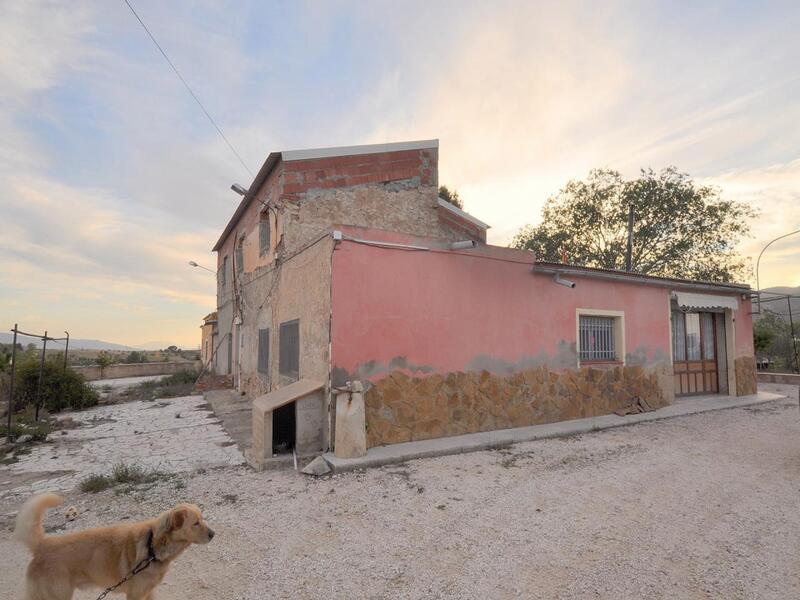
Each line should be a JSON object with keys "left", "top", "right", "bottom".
{"left": 188, "top": 260, "right": 215, "bottom": 274}
{"left": 756, "top": 228, "right": 800, "bottom": 312}
{"left": 231, "top": 183, "right": 248, "bottom": 196}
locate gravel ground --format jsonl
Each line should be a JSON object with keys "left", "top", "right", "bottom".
{"left": 1, "top": 384, "right": 798, "bottom": 599}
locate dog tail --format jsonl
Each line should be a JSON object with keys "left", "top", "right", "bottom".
{"left": 14, "top": 493, "right": 64, "bottom": 551}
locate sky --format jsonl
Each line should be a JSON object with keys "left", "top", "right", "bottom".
{"left": 1, "top": 0, "right": 799, "bottom": 349}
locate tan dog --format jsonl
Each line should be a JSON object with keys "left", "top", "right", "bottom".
{"left": 15, "top": 492, "right": 215, "bottom": 600}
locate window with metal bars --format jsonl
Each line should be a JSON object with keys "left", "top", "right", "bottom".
{"left": 579, "top": 316, "right": 617, "bottom": 361}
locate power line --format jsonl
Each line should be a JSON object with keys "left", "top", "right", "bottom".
{"left": 121, "top": 0, "right": 254, "bottom": 178}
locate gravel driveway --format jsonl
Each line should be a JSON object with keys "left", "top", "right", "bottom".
{"left": 1, "top": 384, "right": 798, "bottom": 599}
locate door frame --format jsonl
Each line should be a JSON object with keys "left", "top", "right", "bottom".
{"left": 671, "top": 309, "right": 721, "bottom": 396}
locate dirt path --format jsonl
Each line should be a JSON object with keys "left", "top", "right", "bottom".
{"left": 1, "top": 386, "right": 798, "bottom": 599}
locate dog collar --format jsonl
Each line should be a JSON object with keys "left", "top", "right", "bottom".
{"left": 146, "top": 529, "right": 159, "bottom": 563}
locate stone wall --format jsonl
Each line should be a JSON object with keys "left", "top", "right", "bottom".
{"left": 364, "top": 363, "right": 671, "bottom": 447}
{"left": 757, "top": 371, "right": 800, "bottom": 385}
{"left": 734, "top": 356, "right": 757, "bottom": 396}
{"left": 74, "top": 361, "right": 199, "bottom": 382}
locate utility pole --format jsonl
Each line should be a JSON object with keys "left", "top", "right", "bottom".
{"left": 7, "top": 325, "right": 18, "bottom": 441}
{"left": 788, "top": 297, "right": 799, "bottom": 374}
{"left": 625, "top": 205, "right": 634, "bottom": 272}
{"left": 63, "top": 331, "right": 69, "bottom": 371}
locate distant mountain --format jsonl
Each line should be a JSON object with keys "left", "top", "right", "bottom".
{"left": 759, "top": 286, "right": 800, "bottom": 321}
{"left": 0, "top": 333, "right": 138, "bottom": 351}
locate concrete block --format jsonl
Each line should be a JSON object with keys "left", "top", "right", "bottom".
{"left": 334, "top": 387, "right": 367, "bottom": 459}
{"left": 301, "top": 455, "right": 332, "bottom": 476}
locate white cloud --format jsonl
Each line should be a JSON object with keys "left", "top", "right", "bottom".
{"left": 705, "top": 159, "right": 800, "bottom": 288}
{"left": 1, "top": 0, "right": 799, "bottom": 347}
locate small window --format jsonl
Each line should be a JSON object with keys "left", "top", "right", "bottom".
{"left": 259, "top": 217, "right": 271, "bottom": 257}
{"left": 235, "top": 243, "right": 244, "bottom": 275}
{"left": 219, "top": 256, "right": 228, "bottom": 286}
{"left": 579, "top": 316, "right": 616, "bottom": 361}
{"left": 257, "top": 328, "right": 269, "bottom": 375}
{"left": 279, "top": 319, "right": 299, "bottom": 380}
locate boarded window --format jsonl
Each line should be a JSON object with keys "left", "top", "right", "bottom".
{"left": 579, "top": 316, "right": 616, "bottom": 361}
{"left": 279, "top": 319, "right": 299, "bottom": 380}
{"left": 257, "top": 328, "right": 269, "bottom": 375}
{"left": 259, "top": 217, "right": 271, "bottom": 257}
{"left": 235, "top": 243, "right": 244, "bottom": 275}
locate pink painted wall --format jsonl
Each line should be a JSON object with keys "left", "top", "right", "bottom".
{"left": 330, "top": 229, "right": 676, "bottom": 383}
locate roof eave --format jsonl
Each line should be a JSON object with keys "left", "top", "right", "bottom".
{"left": 532, "top": 263, "right": 751, "bottom": 293}
{"left": 212, "top": 151, "right": 282, "bottom": 252}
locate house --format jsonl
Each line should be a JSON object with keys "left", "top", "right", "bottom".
{"left": 211, "top": 139, "right": 757, "bottom": 463}
{"left": 199, "top": 311, "right": 217, "bottom": 367}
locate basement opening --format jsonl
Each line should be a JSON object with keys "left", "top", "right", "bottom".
{"left": 272, "top": 401, "right": 296, "bottom": 454}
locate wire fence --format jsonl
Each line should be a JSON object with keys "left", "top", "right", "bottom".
{"left": 4, "top": 324, "right": 70, "bottom": 441}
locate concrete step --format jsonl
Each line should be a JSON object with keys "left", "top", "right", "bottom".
{"left": 204, "top": 389, "right": 253, "bottom": 454}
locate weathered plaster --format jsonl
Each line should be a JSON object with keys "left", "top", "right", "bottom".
{"left": 734, "top": 356, "right": 757, "bottom": 396}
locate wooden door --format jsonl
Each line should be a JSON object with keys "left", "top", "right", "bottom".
{"left": 672, "top": 311, "right": 719, "bottom": 396}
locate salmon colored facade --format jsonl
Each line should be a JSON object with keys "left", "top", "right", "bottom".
{"left": 329, "top": 228, "right": 756, "bottom": 447}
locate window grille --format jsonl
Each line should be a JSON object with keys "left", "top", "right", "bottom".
{"left": 579, "top": 316, "right": 616, "bottom": 361}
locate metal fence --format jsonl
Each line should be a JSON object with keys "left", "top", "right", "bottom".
{"left": 4, "top": 324, "right": 70, "bottom": 441}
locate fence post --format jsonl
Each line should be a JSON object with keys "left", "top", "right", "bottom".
{"left": 6, "top": 325, "right": 18, "bottom": 441}
{"left": 34, "top": 331, "right": 47, "bottom": 421}
{"left": 788, "top": 297, "right": 799, "bottom": 374}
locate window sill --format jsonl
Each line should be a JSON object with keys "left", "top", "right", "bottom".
{"left": 579, "top": 360, "right": 623, "bottom": 367}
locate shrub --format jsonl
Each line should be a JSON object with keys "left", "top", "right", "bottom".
{"left": 80, "top": 462, "right": 163, "bottom": 494}
{"left": 13, "top": 360, "right": 99, "bottom": 413}
{"left": 161, "top": 370, "right": 198, "bottom": 386}
{"left": 79, "top": 473, "right": 113, "bottom": 493}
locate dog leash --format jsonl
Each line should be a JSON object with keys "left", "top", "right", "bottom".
{"left": 96, "top": 529, "right": 158, "bottom": 599}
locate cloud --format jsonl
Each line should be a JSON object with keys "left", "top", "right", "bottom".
{"left": 704, "top": 159, "right": 800, "bottom": 288}
{"left": 1, "top": 0, "right": 799, "bottom": 347}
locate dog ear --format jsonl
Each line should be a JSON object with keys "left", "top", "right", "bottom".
{"left": 168, "top": 507, "right": 187, "bottom": 531}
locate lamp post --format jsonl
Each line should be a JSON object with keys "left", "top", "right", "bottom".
{"left": 188, "top": 260, "right": 215, "bottom": 274}
{"left": 755, "top": 228, "right": 800, "bottom": 312}
{"left": 63, "top": 331, "right": 69, "bottom": 371}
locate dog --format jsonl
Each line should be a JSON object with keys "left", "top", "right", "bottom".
{"left": 15, "top": 492, "right": 215, "bottom": 600}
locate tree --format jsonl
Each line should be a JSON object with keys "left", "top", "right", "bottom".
{"left": 754, "top": 309, "right": 798, "bottom": 372}
{"left": 95, "top": 352, "right": 113, "bottom": 377}
{"left": 439, "top": 185, "right": 464, "bottom": 210}
{"left": 512, "top": 167, "right": 756, "bottom": 282}
{"left": 124, "top": 351, "right": 146, "bottom": 364}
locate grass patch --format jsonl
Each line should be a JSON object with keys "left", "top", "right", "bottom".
{"left": 80, "top": 462, "right": 166, "bottom": 494}
{"left": 111, "top": 370, "right": 199, "bottom": 404}
{"left": 79, "top": 473, "right": 114, "bottom": 493}
{"left": 1, "top": 408, "right": 52, "bottom": 442}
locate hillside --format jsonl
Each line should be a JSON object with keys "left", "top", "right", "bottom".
{"left": 759, "top": 286, "right": 800, "bottom": 321}
{"left": 0, "top": 333, "right": 138, "bottom": 351}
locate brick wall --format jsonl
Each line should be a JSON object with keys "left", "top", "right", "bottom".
{"left": 281, "top": 149, "right": 436, "bottom": 197}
